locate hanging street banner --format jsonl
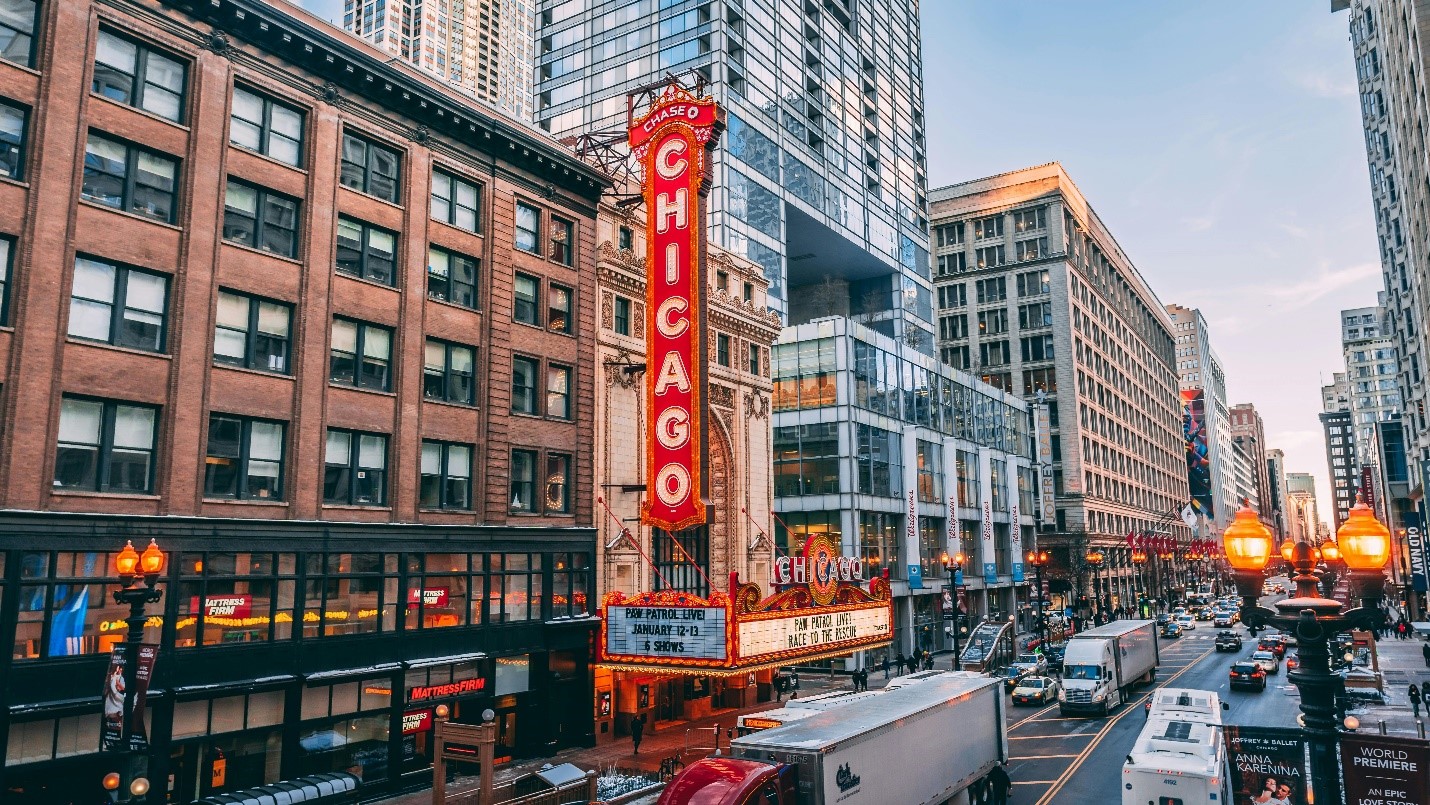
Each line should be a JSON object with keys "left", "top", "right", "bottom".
{"left": 1405, "top": 509, "right": 1427, "bottom": 593}
{"left": 100, "top": 643, "right": 158, "bottom": 752}
{"left": 1340, "top": 733, "right": 1429, "bottom": 805}
{"left": 630, "top": 84, "right": 722, "bottom": 532}
{"left": 597, "top": 534, "right": 892, "bottom": 674}
{"left": 1010, "top": 500, "right": 1024, "bottom": 583}
{"left": 1224, "top": 726, "right": 1311, "bottom": 805}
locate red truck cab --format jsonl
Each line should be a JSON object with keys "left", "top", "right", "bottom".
{"left": 657, "top": 758, "right": 797, "bottom": 805}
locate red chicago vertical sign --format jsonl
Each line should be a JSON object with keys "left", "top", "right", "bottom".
{"left": 629, "top": 85, "right": 722, "bottom": 532}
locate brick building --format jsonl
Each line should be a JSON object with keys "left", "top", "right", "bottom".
{"left": 0, "top": 0, "right": 606, "bottom": 800}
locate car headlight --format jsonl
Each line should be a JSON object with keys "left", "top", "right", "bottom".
{"left": 1057, "top": 689, "right": 1066, "bottom": 701}
{"left": 1092, "top": 692, "right": 1106, "bottom": 702}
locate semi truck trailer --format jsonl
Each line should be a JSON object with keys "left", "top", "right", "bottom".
{"left": 1058, "top": 620, "right": 1159, "bottom": 716}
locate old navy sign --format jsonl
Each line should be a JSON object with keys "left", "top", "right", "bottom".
{"left": 631, "top": 86, "right": 722, "bottom": 532}
{"left": 1406, "top": 510, "right": 1428, "bottom": 593}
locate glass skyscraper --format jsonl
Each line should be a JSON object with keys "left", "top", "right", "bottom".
{"left": 534, "top": 0, "right": 933, "bottom": 346}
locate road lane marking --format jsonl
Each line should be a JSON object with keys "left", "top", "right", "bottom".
{"left": 1032, "top": 645, "right": 1216, "bottom": 805}
{"left": 1012, "top": 780, "right": 1059, "bottom": 785}
{"left": 1008, "top": 733, "right": 1096, "bottom": 739}
{"left": 1010, "top": 754, "right": 1081, "bottom": 760}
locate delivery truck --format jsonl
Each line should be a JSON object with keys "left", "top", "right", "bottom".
{"left": 1057, "top": 620, "right": 1159, "bottom": 716}
{"left": 658, "top": 673, "right": 1007, "bottom": 805}
{"left": 735, "top": 691, "right": 883, "bottom": 736}
{"left": 1121, "top": 688, "right": 1230, "bottom": 805}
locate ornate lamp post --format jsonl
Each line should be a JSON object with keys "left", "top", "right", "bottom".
{"left": 1026, "top": 550, "right": 1050, "bottom": 645}
{"left": 106, "top": 539, "right": 166, "bottom": 803}
{"left": 1131, "top": 550, "right": 1148, "bottom": 616}
{"left": 1085, "top": 548, "right": 1105, "bottom": 620}
{"left": 941, "top": 552, "right": 967, "bottom": 666}
{"left": 1224, "top": 498, "right": 1389, "bottom": 805}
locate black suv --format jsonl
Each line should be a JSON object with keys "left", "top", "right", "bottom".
{"left": 1214, "top": 631, "right": 1242, "bottom": 652}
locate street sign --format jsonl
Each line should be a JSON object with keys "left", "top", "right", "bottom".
{"left": 1340, "top": 733, "right": 1429, "bottom": 805}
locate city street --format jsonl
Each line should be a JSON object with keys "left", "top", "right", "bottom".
{"left": 1009, "top": 594, "right": 1300, "bottom": 805}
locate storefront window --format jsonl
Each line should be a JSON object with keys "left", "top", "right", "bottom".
{"left": 405, "top": 553, "right": 474, "bottom": 630}
{"left": 858, "top": 511, "right": 901, "bottom": 578}
{"left": 494, "top": 655, "right": 530, "bottom": 696}
{"left": 302, "top": 553, "right": 398, "bottom": 638}
{"left": 550, "top": 553, "right": 590, "bottom": 618}
{"left": 297, "top": 713, "right": 390, "bottom": 783}
{"left": 175, "top": 552, "right": 298, "bottom": 647}
{"left": 774, "top": 511, "right": 842, "bottom": 558}
{"left": 488, "top": 554, "right": 543, "bottom": 622}
{"left": 13, "top": 550, "right": 161, "bottom": 660}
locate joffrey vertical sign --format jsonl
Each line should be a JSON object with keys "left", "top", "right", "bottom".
{"left": 630, "top": 85, "right": 722, "bottom": 532}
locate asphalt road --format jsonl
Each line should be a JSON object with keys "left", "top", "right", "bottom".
{"left": 1006, "top": 587, "right": 1299, "bottom": 805}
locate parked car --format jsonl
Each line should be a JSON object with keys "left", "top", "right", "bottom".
{"left": 1013, "top": 653, "right": 1048, "bottom": 676}
{"left": 1176, "top": 614, "right": 1196, "bottom": 631}
{"left": 1214, "top": 631, "right": 1242, "bottom": 652}
{"left": 1258, "top": 635, "right": 1286, "bottom": 657}
{"left": 1251, "top": 650, "right": 1280, "bottom": 674}
{"left": 1160, "top": 622, "right": 1182, "bottom": 639}
{"left": 1011, "top": 675, "right": 1061, "bottom": 705}
{"left": 1001, "top": 666, "right": 1030, "bottom": 692}
{"left": 1229, "top": 661, "right": 1268, "bottom": 691}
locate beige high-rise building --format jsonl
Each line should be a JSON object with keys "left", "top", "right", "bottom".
{"left": 1285, "top": 472, "right": 1322, "bottom": 544}
{"left": 1322, "top": 371, "right": 1351, "bottom": 413}
{"left": 1230, "top": 403, "right": 1274, "bottom": 529}
{"left": 343, "top": 0, "right": 535, "bottom": 121}
{"left": 929, "top": 163, "right": 1191, "bottom": 615}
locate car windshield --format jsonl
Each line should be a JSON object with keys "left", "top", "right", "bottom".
{"left": 1021, "top": 678, "right": 1044, "bottom": 689}
{"left": 1253, "top": 652, "right": 1273, "bottom": 660}
{"left": 1003, "top": 668, "right": 1022, "bottom": 678}
{"left": 1017, "top": 655, "right": 1039, "bottom": 664}
{"left": 1063, "top": 664, "right": 1100, "bottom": 680}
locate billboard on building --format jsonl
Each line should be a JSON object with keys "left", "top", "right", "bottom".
{"left": 630, "top": 84, "right": 722, "bottom": 532}
{"left": 1181, "top": 389, "right": 1214, "bottom": 519}
{"left": 1224, "top": 725, "right": 1311, "bottom": 805}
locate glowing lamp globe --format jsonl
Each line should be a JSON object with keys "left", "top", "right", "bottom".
{"left": 115, "top": 541, "right": 140, "bottom": 577}
{"left": 1336, "top": 499, "right": 1391, "bottom": 572}
{"left": 1320, "top": 541, "right": 1341, "bottom": 563}
{"left": 1222, "top": 503, "right": 1273, "bottom": 572}
{"left": 139, "top": 539, "right": 165, "bottom": 576}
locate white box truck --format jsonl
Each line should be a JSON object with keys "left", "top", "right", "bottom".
{"left": 1058, "top": 620, "right": 1159, "bottom": 716}
{"left": 1121, "top": 688, "right": 1231, "bottom": 805}
{"left": 658, "top": 673, "right": 1007, "bottom": 805}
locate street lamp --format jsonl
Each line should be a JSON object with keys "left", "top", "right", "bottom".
{"left": 108, "top": 538, "right": 165, "bottom": 804}
{"left": 1131, "top": 550, "right": 1148, "bottom": 616}
{"left": 942, "top": 552, "right": 967, "bottom": 667}
{"left": 1026, "top": 550, "right": 1050, "bottom": 645}
{"left": 1223, "top": 498, "right": 1389, "bottom": 805}
{"left": 1085, "top": 548, "right": 1105, "bottom": 620}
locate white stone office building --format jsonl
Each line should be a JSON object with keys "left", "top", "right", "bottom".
{"left": 344, "top": 0, "right": 536, "bottom": 120}
{"left": 773, "top": 318, "right": 1037, "bottom": 662}
{"left": 1323, "top": 371, "right": 1352, "bottom": 413}
{"left": 929, "top": 163, "right": 1191, "bottom": 616}
{"left": 1340, "top": 304, "right": 1401, "bottom": 468}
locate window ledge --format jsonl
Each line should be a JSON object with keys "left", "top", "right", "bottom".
{"left": 50, "top": 489, "right": 160, "bottom": 501}
{"left": 422, "top": 397, "right": 480, "bottom": 411}
{"left": 212, "top": 362, "right": 295, "bottom": 381}
{"left": 221, "top": 239, "right": 303, "bottom": 266}
{"left": 77, "top": 199, "right": 183, "bottom": 231}
{"left": 229, "top": 144, "right": 309, "bottom": 175}
{"left": 328, "top": 383, "right": 397, "bottom": 398}
{"left": 322, "top": 504, "right": 393, "bottom": 512}
{"left": 427, "top": 295, "right": 484, "bottom": 315}
{"left": 90, "top": 93, "right": 192, "bottom": 132}
{"left": 0, "top": 174, "right": 28, "bottom": 190}
{"left": 430, "top": 219, "right": 485, "bottom": 240}
{"left": 337, "top": 183, "right": 405, "bottom": 213}
{"left": 202, "top": 498, "right": 291, "bottom": 507}
{"left": 333, "top": 270, "right": 402, "bottom": 294}
{"left": 65, "top": 337, "right": 174, "bottom": 360}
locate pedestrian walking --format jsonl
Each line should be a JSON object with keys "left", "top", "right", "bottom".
{"left": 894, "top": 652, "right": 906, "bottom": 676}
{"left": 1422, "top": 641, "right": 1430, "bottom": 668}
{"left": 882, "top": 655, "right": 891, "bottom": 680}
{"left": 630, "top": 713, "right": 646, "bottom": 755}
{"left": 1409, "top": 683, "right": 1422, "bottom": 718}
{"left": 790, "top": 672, "right": 800, "bottom": 699}
{"left": 1421, "top": 680, "right": 1429, "bottom": 706}
{"left": 967, "top": 774, "right": 987, "bottom": 805}
{"left": 988, "top": 761, "right": 1012, "bottom": 805}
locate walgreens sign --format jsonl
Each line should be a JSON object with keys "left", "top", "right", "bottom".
{"left": 630, "top": 86, "right": 722, "bottom": 532}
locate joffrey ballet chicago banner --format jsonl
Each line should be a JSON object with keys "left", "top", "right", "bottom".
{"left": 629, "top": 85, "right": 722, "bottom": 532}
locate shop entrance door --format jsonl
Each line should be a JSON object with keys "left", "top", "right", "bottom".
{"left": 656, "top": 679, "right": 680, "bottom": 723}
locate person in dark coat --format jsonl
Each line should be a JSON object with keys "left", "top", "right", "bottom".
{"left": 1410, "top": 683, "right": 1422, "bottom": 718}
{"left": 988, "top": 761, "right": 1012, "bottom": 805}
{"left": 1422, "top": 641, "right": 1430, "bottom": 668}
{"left": 894, "top": 652, "right": 906, "bottom": 676}
{"left": 1421, "top": 679, "right": 1429, "bottom": 705}
{"left": 630, "top": 713, "right": 647, "bottom": 755}
{"left": 882, "top": 655, "right": 891, "bottom": 679}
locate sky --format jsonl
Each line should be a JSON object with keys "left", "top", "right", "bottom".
{"left": 923, "top": 2, "right": 1379, "bottom": 520}
{"left": 292, "top": 0, "right": 1374, "bottom": 519}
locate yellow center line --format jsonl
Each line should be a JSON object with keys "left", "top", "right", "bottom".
{"left": 1032, "top": 645, "right": 1215, "bottom": 805}
{"left": 1008, "top": 733, "right": 1097, "bottom": 740}
{"left": 1010, "top": 754, "right": 1081, "bottom": 760}
{"left": 1012, "top": 780, "right": 1060, "bottom": 785}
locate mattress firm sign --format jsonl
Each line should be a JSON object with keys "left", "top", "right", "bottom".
{"left": 605, "top": 605, "right": 728, "bottom": 661}
{"left": 738, "top": 607, "right": 891, "bottom": 661}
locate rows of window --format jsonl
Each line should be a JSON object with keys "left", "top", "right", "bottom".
{"left": 12, "top": 549, "right": 591, "bottom": 659}
{"left": 51, "top": 392, "right": 570, "bottom": 514}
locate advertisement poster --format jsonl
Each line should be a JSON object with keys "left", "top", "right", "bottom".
{"left": 100, "top": 643, "right": 158, "bottom": 752}
{"left": 1181, "top": 389, "right": 1215, "bottom": 520}
{"left": 1405, "top": 509, "right": 1427, "bottom": 593}
{"left": 1340, "top": 733, "right": 1429, "bottom": 805}
{"left": 1224, "top": 726, "right": 1310, "bottom": 805}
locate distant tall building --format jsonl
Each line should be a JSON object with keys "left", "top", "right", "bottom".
{"left": 1340, "top": 304, "right": 1401, "bottom": 467}
{"left": 1285, "top": 472, "right": 1322, "bottom": 543}
{"left": 1166, "top": 304, "right": 1235, "bottom": 533}
{"left": 1319, "top": 409, "right": 1358, "bottom": 530}
{"left": 343, "top": 0, "right": 535, "bottom": 120}
{"left": 533, "top": 0, "right": 934, "bottom": 344}
{"left": 1335, "top": 1, "right": 1430, "bottom": 495}
{"left": 1322, "top": 371, "right": 1351, "bottom": 413}
{"left": 1266, "top": 448, "right": 1289, "bottom": 537}
{"left": 929, "top": 163, "right": 1191, "bottom": 614}
{"left": 1230, "top": 403, "right": 1273, "bottom": 528}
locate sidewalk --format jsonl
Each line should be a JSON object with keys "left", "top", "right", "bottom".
{"left": 372, "top": 671, "right": 859, "bottom": 805}
{"left": 1350, "top": 632, "right": 1430, "bottom": 737}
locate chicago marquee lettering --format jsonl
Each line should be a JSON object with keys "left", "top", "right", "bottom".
{"left": 632, "top": 86, "right": 722, "bottom": 532}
